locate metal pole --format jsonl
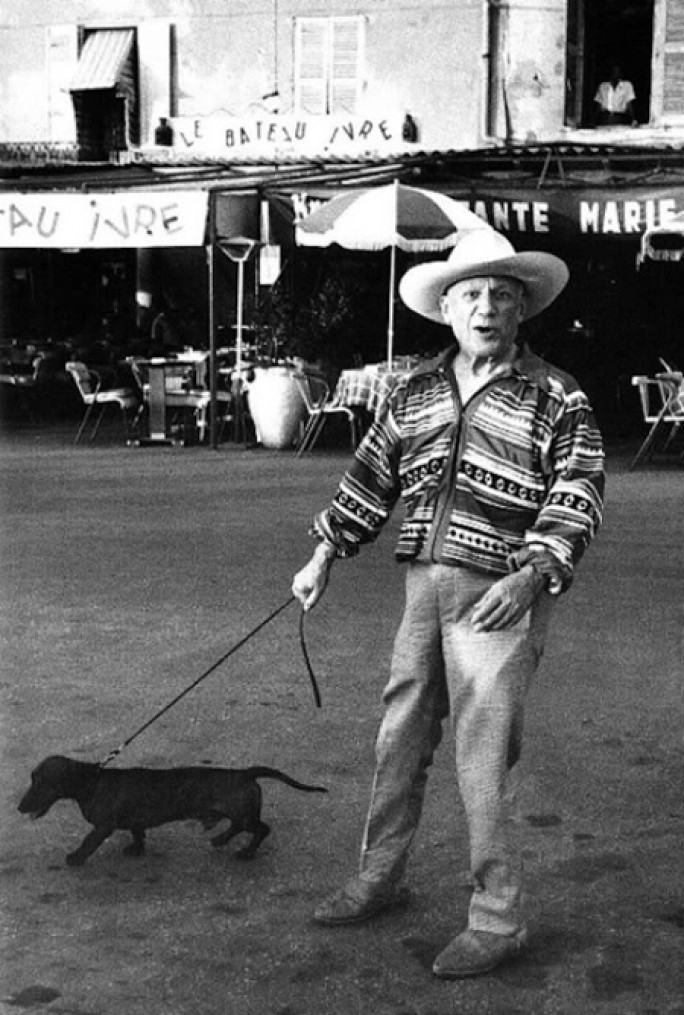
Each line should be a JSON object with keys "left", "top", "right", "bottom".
{"left": 387, "top": 242, "right": 396, "bottom": 366}
{"left": 208, "top": 192, "right": 218, "bottom": 450}
{"left": 386, "top": 178, "right": 399, "bottom": 365}
{"left": 236, "top": 258, "right": 244, "bottom": 375}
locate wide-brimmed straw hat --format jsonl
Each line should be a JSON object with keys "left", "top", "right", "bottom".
{"left": 399, "top": 230, "right": 569, "bottom": 323}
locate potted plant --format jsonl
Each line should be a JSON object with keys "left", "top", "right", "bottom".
{"left": 245, "top": 275, "right": 358, "bottom": 449}
{"left": 243, "top": 284, "right": 305, "bottom": 449}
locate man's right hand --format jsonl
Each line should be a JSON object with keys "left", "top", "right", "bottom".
{"left": 292, "top": 543, "right": 336, "bottom": 611}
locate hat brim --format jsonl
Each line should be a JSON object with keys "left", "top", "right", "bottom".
{"left": 399, "top": 251, "right": 569, "bottom": 322}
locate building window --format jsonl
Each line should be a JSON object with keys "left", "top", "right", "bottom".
{"left": 565, "top": 0, "right": 654, "bottom": 128}
{"left": 70, "top": 27, "right": 139, "bottom": 160}
{"left": 294, "top": 16, "right": 365, "bottom": 115}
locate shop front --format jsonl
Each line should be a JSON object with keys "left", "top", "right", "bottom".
{"left": 0, "top": 182, "right": 264, "bottom": 443}
{"left": 265, "top": 158, "right": 684, "bottom": 435}
{"left": 4, "top": 145, "right": 684, "bottom": 438}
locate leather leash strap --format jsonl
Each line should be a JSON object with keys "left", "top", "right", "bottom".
{"left": 99, "top": 596, "right": 321, "bottom": 768}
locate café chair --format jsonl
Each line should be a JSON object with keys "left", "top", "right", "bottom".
{"left": 0, "top": 370, "right": 37, "bottom": 422}
{"left": 630, "top": 369, "right": 684, "bottom": 469}
{"left": 66, "top": 361, "right": 140, "bottom": 444}
{"left": 293, "top": 372, "right": 361, "bottom": 456}
{"left": 177, "top": 388, "right": 233, "bottom": 443}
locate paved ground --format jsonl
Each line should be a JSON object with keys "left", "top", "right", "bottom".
{"left": 0, "top": 424, "right": 683, "bottom": 1015}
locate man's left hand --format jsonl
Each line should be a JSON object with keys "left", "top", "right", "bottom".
{"left": 471, "top": 568, "right": 543, "bottom": 632}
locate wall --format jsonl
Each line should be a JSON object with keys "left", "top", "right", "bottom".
{"left": 0, "top": 22, "right": 50, "bottom": 141}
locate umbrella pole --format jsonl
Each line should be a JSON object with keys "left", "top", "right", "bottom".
{"left": 387, "top": 241, "right": 396, "bottom": 366}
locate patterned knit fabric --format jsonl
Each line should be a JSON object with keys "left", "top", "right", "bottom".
{"left": 313, "top": 344, "right": 604, "bottom": 591}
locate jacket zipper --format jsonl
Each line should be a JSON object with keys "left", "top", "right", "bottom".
{"left": 423, "top": 367, "right": 512, "bottom": 563}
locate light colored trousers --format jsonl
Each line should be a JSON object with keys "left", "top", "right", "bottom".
{"left": 358, "top": 562, "right": 553, "bottom": 935}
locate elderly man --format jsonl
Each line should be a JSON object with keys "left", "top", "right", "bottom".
{"left": 292, "top": 230, "right": 605, "bottom": 978}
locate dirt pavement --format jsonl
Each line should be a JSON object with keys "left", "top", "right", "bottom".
{"left": 0, "top": 426, "right": 683, "bottom": 1015}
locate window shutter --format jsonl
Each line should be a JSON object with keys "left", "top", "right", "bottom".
{"left": 663, "top": 1, "right": 684, "bottom": 117}
{"left": 46, "top": 25, "right": 79, "bottom": 142}
{"left": 330, "top": 17, "right": 363, "bottom": 114}
{"left": 295, "top": 19, "right": 328, "bottom": 115}
{"left": 652, "top": 0, "right": 684, "bottom": 125}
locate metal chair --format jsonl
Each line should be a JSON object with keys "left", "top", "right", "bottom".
{"left": 293, "top": 372, "right": 361, "bottom": 456}
{"left": 185, "top": 387, "right": 233, "bottom": 443}
{"left": 630, "top": 369, "right": 684, "bottom": 469}
{"left": 66, "top": 361, "right": 141, "bottom": 443}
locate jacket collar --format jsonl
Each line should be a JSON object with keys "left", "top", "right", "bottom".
{"left": 416, "top": 342, "right": 559, "bottom": 394}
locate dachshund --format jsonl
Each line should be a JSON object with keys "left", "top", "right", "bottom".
{"left": 18, "top": 754, "right": 327, "bottom": 866}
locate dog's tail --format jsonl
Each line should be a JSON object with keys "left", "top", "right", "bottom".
{"left": 245, "top": 767, "right": 327, "bottom": 793}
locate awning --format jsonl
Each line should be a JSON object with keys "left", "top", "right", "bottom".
{"left": 70, "top": 29, "right": 135, "bottom": 92}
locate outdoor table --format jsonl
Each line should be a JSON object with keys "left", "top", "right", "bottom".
{"left": 129, "top": 354, "right": 208, "bottom": 445}
{"left": 333, "top": 362, "right": 414, "bottom": 418}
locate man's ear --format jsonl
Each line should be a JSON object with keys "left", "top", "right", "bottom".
{"left": 439, "top": 294, "right": 451, "bottom": 324}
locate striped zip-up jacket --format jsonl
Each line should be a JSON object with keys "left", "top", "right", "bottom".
{"left": 314, "top": 344, "right": 605, "bottom": 590}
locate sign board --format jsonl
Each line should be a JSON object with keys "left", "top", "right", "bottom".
{"left": 452, "top": 186, "right": 684, "bottom": 239}
{"left": 278, "top": 182, "right": 684, "bottom": 245}
{"left": 163, "top": 113, "right": 404, "bottom": 157}
{"left": 0, "top": 190, "right": 209, "bottom": 248}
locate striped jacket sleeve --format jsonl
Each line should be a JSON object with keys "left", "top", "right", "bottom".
{"left": 523, "top": 389, "right": 605, "bottom": 582}
{"left": 312, "top": 405, "right": 402, "bottom": 556}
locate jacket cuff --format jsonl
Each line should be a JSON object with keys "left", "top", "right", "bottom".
{"left": 309, "top": 511, "right": 358, "bottom": 559}
{"left": 506, "top": 544, "right": 572, "bottom": 595}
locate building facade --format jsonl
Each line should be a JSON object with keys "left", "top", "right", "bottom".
{"left": 1, "top": 0, "right": 683, "bottom": 434}
{"left": 1, "top": 0, "right": 682, "bottom": 162}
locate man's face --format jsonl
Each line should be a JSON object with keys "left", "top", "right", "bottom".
{"left": 440, "top": 275, "right": 525, "bottom": 364}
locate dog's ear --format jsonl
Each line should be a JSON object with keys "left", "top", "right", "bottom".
{"left": 33, "top": 755, "right": 70, "bottom": 778}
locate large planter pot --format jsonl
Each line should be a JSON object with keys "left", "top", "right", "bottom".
{"left": 246, "top": 366, "right": 307, "bottom": 449}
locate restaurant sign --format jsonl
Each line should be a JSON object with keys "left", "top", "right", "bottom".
{"left": 166, "top": 114, "right": 403, "bottom": 156}
{"left": 448, "top": 185, "right": 684, "bottom": 238}
{"left": 280, "top": 181, "right": 684, "bottom": 243}
{"left": 0, "top": 191, "right": 209, "bottom": 249}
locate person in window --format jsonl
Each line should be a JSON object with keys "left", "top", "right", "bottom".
{"left": 291, "top": 230, "right": 605, "bottom": 979}
{"left": 594, "top": 64, "right": 637, "bottom": 126}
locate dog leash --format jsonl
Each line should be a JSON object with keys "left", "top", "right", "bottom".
{"left": 99, "top": 596, "right": 321, "bottom": 768}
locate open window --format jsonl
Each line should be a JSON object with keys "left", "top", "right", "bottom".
{"left": 69, "top": 28, "right": 139, "bottom": 159}
{"left": 565, "top": 0, "right": 655, "bottom": 127}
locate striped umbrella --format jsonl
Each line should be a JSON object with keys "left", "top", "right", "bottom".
{"left": 296, "top": 180, "right": 489, "bottom": 362}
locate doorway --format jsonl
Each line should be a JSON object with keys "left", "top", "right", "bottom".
{"left": 566, "top": 0, "right": 654, "bottom": 127}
